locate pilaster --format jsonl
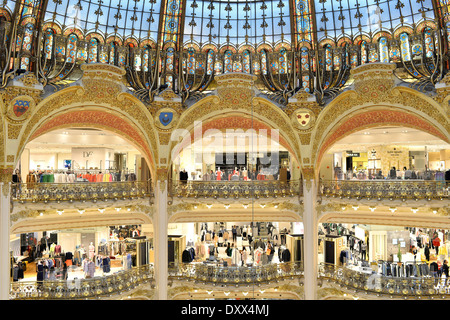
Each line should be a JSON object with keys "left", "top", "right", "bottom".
{"left": 0, "top": 168, "right": 11, "bottom": 300}
{"left": 302, "top": 167, "right": 318, "bottom": 300}
{"left": 153, "top": 167, "right": 169, "bottom": 300}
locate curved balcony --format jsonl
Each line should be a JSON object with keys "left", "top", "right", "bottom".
{"left": 169, "top": 180, "right": 303, "bottom": 200}
{"left": 320, "top": 180, "right": 449, "bottom": 201}
{"left": 12, "top": 181, "right": 153, "bottom": 204}
{"left": 318, "top": 263, "right": 448, "bottom": 298}
{"left": 168, "top": 261, "right": 304, "bottom": 285}
{"left": 9, "top": 265, "right": 154, "bottom": 300}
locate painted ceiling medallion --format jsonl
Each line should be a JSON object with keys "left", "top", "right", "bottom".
{"left": 292, "top": 108, "right": 315, "bottom": 130}
{"left": 159, "top": 112, "right": 174, "bottom": 127}
{"left": 8, "top": 95, "right": 35, "bottom": 122}
{"left": 296, "top": 112, "right": 311, "bottom": 127}
{"left": 155, "top": 108, "right": 178, "bottom": 130}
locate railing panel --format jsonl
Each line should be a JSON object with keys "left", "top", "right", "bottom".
{"left": 320, "top": 180, "right": 449, "bottom": 200}
{"left": 168, "top": 261, "right": 304, "bottom": 284}
{"left": 10, "top": 265, "right": 154, "bottom": 300}
{"left": 12, "top": 180, "right": 153, "bottom": 203}
{"left": 170, "top": 180, "right": 303, "bottom": 199}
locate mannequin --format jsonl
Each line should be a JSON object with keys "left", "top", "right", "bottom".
{"left": 242, "top": 167, "right": 248, "bottom": 180}
{"left": 89, "top": 242, "right": 95, "bottom": 259}
{"left": 216, "top": 167, "right": 222, "bottom": 181}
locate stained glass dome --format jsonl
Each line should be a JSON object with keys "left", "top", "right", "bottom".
{"left": 0, "top": 0, "right": 447, "bottom": 105}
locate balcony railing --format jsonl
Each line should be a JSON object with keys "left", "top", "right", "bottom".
{"left": 168, "top": 261, "right": 304, "bottom": 285}
{"left": 169, "top": 180, "right": 303, "bottom": 199}
{"left": 12, "top": 180, "right": 153, "bottom": 203}
{"left": 9, "top": 265, "right": 154, "bottom": 300}
{"left": 11, "top": 261, "right": 450, "bottom": 299}
{"left": 318, "top": 263, "right": 450, "bottom": 297}
{"left": 320, "top": 180, "right": 449, "bottom": 201}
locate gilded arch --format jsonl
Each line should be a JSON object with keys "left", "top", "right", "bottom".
{"left": 311, "top": 63, "right": 450, "bottom": 170}
{"left": 167, "top": 94, "right": 302, "bottom": 169}
{"left": 12, "top": 64, "right": 160, "bottom": 178}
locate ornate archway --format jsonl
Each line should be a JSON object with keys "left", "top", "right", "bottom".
{"left": 312, "top": 63, "right": 450, "bottom": 169}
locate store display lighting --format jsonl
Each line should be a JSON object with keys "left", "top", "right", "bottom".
{"left": 259, "top": 290, "right": 265, "bottom": 294}
{"left": 432, "top": 209, "right": 438, "bottom": 214}
{"left": 352, "top": 205, "right": 359, "bottom": 211}
{"left": 206, "top": 291, "right": 213, "bottom": 295}
{"left": 411, "top": 208, "right": 419, "bottom": 213}
{"left": 57, "top": 210, "right": 63, "bottom": 215}
{"left": 39, "top": 211, "right": 43, "bottom": 216}
{"left": 224, "top": 292, "right": 230, "bottom": 296}
{"left": 206, "top": 204, "right": 212, "bottom": 209}
{"left": 224, "top": 204, "right": 230, "bottom": 209}
{"left": 98, "top": 208, "right": 105, "bottom": 213}
{"left": 341, "top": 205, "right": 346, "bottom": 211}
{"left": 242, "top": 292, "right": 249, "bottom": 296}
{"left": 369, "top": 206, "right": 376, "bottom": 212}
{"left": 243, "top": 204, "right": 248, "bottom": 209}
{"left": 389, "top": 207, "right": 397, "bottom": 213}
{"left": 78, "top": 209, "right": 85, "bottom": 214}
{"left": 115, "top": 207, "right": 121, "bottom": 212}
{"left": 260, "top": 204, "right": 266, "bottom": 208}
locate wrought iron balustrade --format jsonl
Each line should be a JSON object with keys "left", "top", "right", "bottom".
{"left": 168, "top": 261, "right": 304, "bottom": 285}
{"left": 12, "top": 180, "right": 153, "bottom": 203}
{"left": 10, "top": 265, "right": 154, "bottom": 300}
{"left": 320, "top": 180, "right": 449, "bottom": 200}
{"left": 318, "top": 262, "right": 448, "bottom": 297}
{"left": 169, "top": 180, "right": 303, "bottom": 199}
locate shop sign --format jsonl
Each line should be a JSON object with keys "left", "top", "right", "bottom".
{"left": 347, "top": 152, "right": 360, "bottom": 157}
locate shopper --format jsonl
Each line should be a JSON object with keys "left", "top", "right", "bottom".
{"left": 412, "top": 246, "right": 418, "bottom": 262}
{"left": 425, "top": 244, "right": 430, "bottom": 262}
{"left": 432, "top": 234, "right": 441, "bottom": 256}
{"left": 361, "top": 242, "right": 367, "bottom": 261}
{"left": 232, "top": 226, "right": 237, "bottom": 242}
{"left": 442, "top": 260, "right": 449, "bottom": 286}
{"left": 226, "top": 243, "right": 232, "bottom": 257}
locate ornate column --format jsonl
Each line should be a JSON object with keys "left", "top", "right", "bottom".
{"left": 301, "top": 166, "right": 318, "bottom": 300}
{"left": 0, "top": 168, "right": 12, "bottom": 300}
{"left": 153, "top": 167, "right": 169, "bottom": 300}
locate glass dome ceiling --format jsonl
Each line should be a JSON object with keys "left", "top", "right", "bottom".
{"left": 0, "top": 0, "right": 446, "bottom": 106}
{"left": 0, "top": 0, "right": 438, "bottom": 49}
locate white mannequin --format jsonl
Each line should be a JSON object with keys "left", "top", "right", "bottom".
{"left": 89, "top": 242, "right": 95, "bottom": 259}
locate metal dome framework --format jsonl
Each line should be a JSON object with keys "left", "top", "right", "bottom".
{"left": 0, "top": 0, "right": 449, "bottom": 106}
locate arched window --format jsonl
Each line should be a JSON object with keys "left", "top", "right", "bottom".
{"left": 142, "top": 46, "right": 150, "bottom": 72}
{"left": 324, "top": 44, "right": 332, "bottom": 71}
{"left": 242, "top": 50, "right": 250, "bottom": 74}
{"left": 360, "top": 41, "right": 368, "bottom": 64}
{"left": 424, "top": 28, "right": 434, "bottom": 58}
{"left": 400, "top": 32, "right": 411, "bottom": 61}
{"left": 379, "top": 37, "right": 389, "bottom": 63}
{"left": 88, "top": 38, "right": 99, "bottom": 63}
{"left": 300, "top": 46, "right": 310, "bottom": 92}
{"left": 20, "top": 23, "right": 34, "bottom": 70}
{"left": 66, "top": 33, "right": 78, "bottom": 63}
{"left": 206, "top": 50, "right": 214, "bottom": 75}
{"left": 165, "top": 46, "right": 175, "bottom": 88}
{"left": 186, "top": 47, "right": 195, "bottom": 74}
{"left": 224, "top": 50, "right": 232, "bottom": 73}
{"left": 261, "top": 50, "right": 268, "bottom": 75}
{"left": 44, "top": 29, "right": 53, "bottom": 60}
{"left": 278, "top": 48, "right": 287, "bottom": 74}
{"left": 99, "top": 44, "right": 108, "bottom": 63}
